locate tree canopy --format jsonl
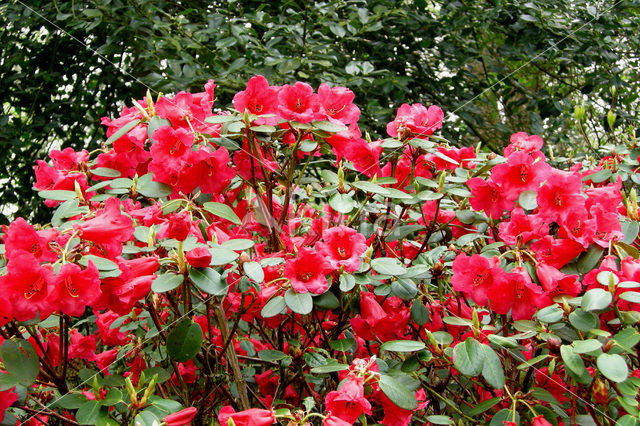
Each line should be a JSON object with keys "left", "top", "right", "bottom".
{"left": 1, "top": 0, "right": 638, "bottom": 223}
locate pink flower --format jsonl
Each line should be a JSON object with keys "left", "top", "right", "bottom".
{"left": 277, "top": 82, "right": 320, "bottom": 123}
{"left": 50, "top": 261, "right": 101, "bottom": 317}
{"left": 503, "top": 132, "right": 544, "bottom": 158}
{"left": 185, "top": 246, "right": 212, "bottom": 268}
{"left": 325, "top": 375, "right": 372, "bottom": 423}
{"left": 386, "top": 104, "right": 443, "bottom": 138}
{"left": 536, "top": 170, "right": 585, "bottom": 223}
{"left": 217, "top": 406, "right": 275, "bottom": 426}
{"left": 75, "top": 197, "right": 134, "bottom": 256}
{"left": 316, "top": 226, "right": 367, "bottom": 273}
{"left": 316, "top": 83, "right": 360, "bottom": 125}
{"left": 490, "top": 151, "right": 551, "bottom": 200}
{"left": 451, "top": 254, "right": 504, "bottom": 306}
{"left": 284, "top": 248, "right": 331, "bottom": 294}
{"left": 467, "top": 178, "right": 513, "bottom": 219}
{"left": 164, "top": 407, "right": 198, "bottom": 426}
{"left": 233, "top": 75, "right": 280, "bottom": 116}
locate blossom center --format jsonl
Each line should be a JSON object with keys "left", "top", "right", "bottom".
{"left": 473, "top": 271, "right": 489, "bottom": 287}
{"left": 24, "top": 276, "right": 45, "bottom": 300}
{"left": 65, "top": 277, "right": 80, "bottom": 298}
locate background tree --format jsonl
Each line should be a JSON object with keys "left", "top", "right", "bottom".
{"left": 1, "top": 0, "right": 638, "bottom": 224}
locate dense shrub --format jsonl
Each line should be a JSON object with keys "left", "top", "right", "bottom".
{"left": 0, "top": 77, "right": 639, "bottom": 425}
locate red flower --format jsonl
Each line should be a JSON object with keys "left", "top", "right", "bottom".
{"left": 2, "top": 251, "right": 53, "bottom": 321}
{"left": 165, "top": 211, "right": 193, "bottom": 242}
{"left": 532, "top": 415, "right": 553, "bottom": 426}
{"left": 379, "top": 388, "right": 428, "bottom": 426}
{"left": 530, "top": 236, "right": 583, "bottom": 269}
{"left": 3, "top": 217, "right": 59, "bottom": 262}
{"left": 451, "top": 254, "right": 504, "bottom": 306}
{"left": 503, "top": 132, "right": 544, "bottom": 158}
{"left": 536, "top": 170, "right": 585, "bottom": 223}
{"left": 316, "top": 83, "right": 360, "bottom": 125}
{"left": 164, "top": 407, "right": 198, "bottom": 426}
{"left": 351, "top": 292, "right": 410, "bottom": 342}
{"left": 491, "top": 266, "right": 548, "bottom": 320}
{"left": 325, "top": 375, "right": 372, "bottom": 423}
{"left": 490, "top": 151, "right": 551, "bottom": 200}
{"left": 277, "top": 82, "right": 319, "bottom": 123}
{"left": 50, "top": 261, "right": 101, "bottom": 317}
{"left": 497, "top": 208, "right": 547, "bottom": 245}
{"left": 316, "top": 226, "right": 367, "bottom": 273}
{"left": 386, "top": 104, "right": 443, "bottom": 138}
{"left": 536, "top": 263, "right": 581, "bottom": 298}
{"left": 75, "top": 197, "right": 133, "bottom": 256}
{"left": 217, "top": 406, "right": 275, "bottom": 426}
{"left": 323, "top": 413, "right": 353, "bottom": 426}
{"left": 284, "top": 247, "right": 331, "bottom": 294}
{"left": 233, "top": 75, "right": 280, "bottom": 116}
{"left": 185, "top": 246, "right": 212, "bottom": 268}
{"left": 148, "top": 126, "right": 194, "bottom": 185}
{"left": 180, "top": 146, "right": 235, "bottom": 195}
{"left": 467, "top": 178, "right": 513, "bottom": 219}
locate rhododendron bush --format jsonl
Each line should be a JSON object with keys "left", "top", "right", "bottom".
{"left": 1, "top": 76, "right": 639, "bottom": 426}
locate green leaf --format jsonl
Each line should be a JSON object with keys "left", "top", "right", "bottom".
{"left": 91, "top": 167, "right": 121, "bottom": 178}
{"left": 220, "top": 239, "right": 254, "bottom": 251}
{"left": 469, "top": 397, "right": 501, "bottom": 416}
{"left": 284, "top": 288, "right": 313, "bottom": 315}
{"left": 536, "top": 305, "right": 564, "bottom": 323}
{"left": 151, "top": 273, "right": 184, "bottom": 293}
{"left": 79, "top": 255, "right": 120, "bottom": 272}
{"left": 250, "top": 125, "right": 276, "bottom": 133}
{"left": 76, "top": 400, "right": 101, "bottom": 425}
{"left": 380, "top": 340, "right": 426, "bottom": 352}
{"left": 619, "top": 291, "right": 640, "bottom": 304}
{"left": 582, "top": 288, "right": 613, "bottom": 312}
{"left": 572, "top": 339, "right": 602, "bottom": 354}
{"left": 490, "top": 409, "right": 520, "bottom": 426}
{"left": 261, "top": 296, "right": 286, "bottom": 318}
{"left": 518, "top": 190, "right": 538, "bottom": 210}
{"left": 560, "top": 345, "right": 586, "bottom": 376}
{"left": 133, "top": 410, "right": 162, "bottom": 426}
{"left": 258, "top": 350, "right": 287, "bottom": 362}
{"left": 243, "top": 261, "right": 264, "bottom": 283}
{"left": 391, "top": 278, "right": 417, "bottom": 300}
{"left": 0, "top": 339, "right": 39, "bottom": 387}
{"left": 38, "top": 190, "right": 77, "bottom": 201}
{"left": 411, "top": 300, "right": 430, "bottom": 326}
{"left": 310, "top": 362, "right": 349, "bottom": 374}
{"left": 329, "top": 193, "right": 355, "bottom": 214}
{"left": 311, "top": 121, "right": 347, "bottom": 133}
{"left": 105, "top": 119, "right": 140, "bottom": 145}
{"left": 136, "top": 173, "right": 172, "bottom": 198}
{"left": 166, "top": 319, "right": 203, "bottom": 362}
{"left": 339, "top": 274, "right": 356, "bottom": 292}
{"left": 55, "top": 393, "right": 88, "bottom": 409}
{"left": 378, "top": 374, "right": 418, "bottom": 410}
{"left": 204, "top": 115, "right": 240, "bottom": 124}
{"left": 147, "top": 116, "right": 171, "bottom": 140}
{"left": 202, "top": 202, "right": 242, "bottom": 225}
{"left": 100, "top": 389, "right": 122, "bottom": 406}
{"left": 425, "top": 415, "right": 454, "bottom": 425}
{"left": 351, "top": 180, "right": 390, "bottom": 195}
{"left": 371, "top": 257, "right": 406, "bottom": 276}
{"left": 597, "top": 353, "right": 629, "bottom": 382}
{"left": 313, "top": 291, "right": 339, "bottom": 310}
{"left": 453, "top": 337, "right": 484, "bottom": 376}
{"left": 481, "top": 345, "right": 505, "bottom": 389}
{"left": 488, "top": 334, "right": 519, "bottom": 349}
{"left": 209, "top": 246, "right": 239, "bottom": 265}
{"left": 189, "top": 268, "right": 226, "bottom": 295}
{"left": 329, "top": 338, "right": 355, "bottom": 352}
{"left": 577, "top": 246, "right": 604, "bottom": 274}
{"left": 569, "top": 309, "right": 599, "bottom": 332}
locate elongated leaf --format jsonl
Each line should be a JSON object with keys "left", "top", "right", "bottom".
{"left": 481, "top": 345, "right": 505, "bottom": 389}
{"left": 378, "top": 374, "right": 418, "bottom": 410}
{"left": 189, "top": 268, "right": 226, "bottom": 295}
{"left": 203, "top": 202, "right": 241, "bottom": 225}
{"left": 453, "top": 338, "right": 484, "bottom": 376}
{"left": 105, "top": 119, "right": 140, "bottom": 145}
{"left": 166, "top": 319, "right": 203, "bottom": 362}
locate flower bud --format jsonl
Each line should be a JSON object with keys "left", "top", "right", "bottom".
{"left": 574, "top": 105, "right": 586, "bottom": 121}
{"left": 607, "top": 110, "right": 616, "bottom": 131}
{"left": 547, "top": 336, "right": 561, "bottom": 354}
{"left": 592, "top": 377, "right": 608, "bottom": 405}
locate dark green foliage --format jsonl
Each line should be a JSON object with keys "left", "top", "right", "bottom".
{"left": 1, "top": 0, "right": 639, "bottom": 223}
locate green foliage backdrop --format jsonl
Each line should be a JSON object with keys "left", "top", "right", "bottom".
{"left": 1, "top": 0, "right": 639, "bottom": 224}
